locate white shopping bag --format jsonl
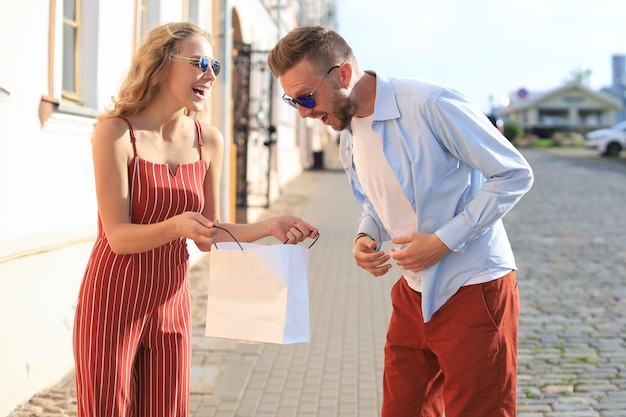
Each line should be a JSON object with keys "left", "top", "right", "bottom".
{"left": 205, "top": 232, "right": 318, "bottom": 344}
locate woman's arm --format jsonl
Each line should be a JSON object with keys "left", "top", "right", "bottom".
{"left": 215, "top": 216, "right": 318, "bottom": 245}
{"left": 195, "top": 122, "right": 223, "bottom": 252}
{"left": 194, "top": 121, "right": 318, "bottom": 250}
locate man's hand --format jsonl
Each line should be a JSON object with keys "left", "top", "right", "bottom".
{"left": 353, "top": 235, "right": 392, "bottom": 277}
{"left": 389, "top": 233, "right": 450, "bottom": 272}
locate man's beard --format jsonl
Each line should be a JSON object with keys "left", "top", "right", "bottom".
{"left": 332, "top": 90, "right": 358, "bottom": 131}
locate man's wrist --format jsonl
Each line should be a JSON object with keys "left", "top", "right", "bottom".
{"left": 354, "top": 232, "right": 372, "bottom": 244}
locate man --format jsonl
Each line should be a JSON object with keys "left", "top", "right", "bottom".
{"left": 268, "top": 26, "right": 533, "bottom": 417}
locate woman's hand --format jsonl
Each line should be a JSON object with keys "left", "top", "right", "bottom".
{"left": 175, "top": 212, "right": 220, "bottom": 249}
{"left": 270, "top": 215, "right": 318, "bottom": 244}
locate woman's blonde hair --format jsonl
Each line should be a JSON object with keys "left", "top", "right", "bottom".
{"left": 97, "top": 22, "right": 212, "bottom": 125}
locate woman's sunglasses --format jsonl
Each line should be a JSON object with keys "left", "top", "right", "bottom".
{"left": 282, "top": 65, "right": 339, "bottom": 109}
{"left": 173, "top": 55, "right": 221, "bottom": 76}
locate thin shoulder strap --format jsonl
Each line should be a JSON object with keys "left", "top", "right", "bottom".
{"left": 194, "top": 119, "right": 203, "bottom": 160}
{"left": 118, "top": 116, "right": 138, "bottom": 158}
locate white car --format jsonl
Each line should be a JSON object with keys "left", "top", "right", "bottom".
{"left": 584, "top": 121, "right": 626, "bottom": 156}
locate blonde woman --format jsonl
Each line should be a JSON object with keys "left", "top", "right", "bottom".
{"left": 73, "top": 22, "right": 317, "bottom": 416}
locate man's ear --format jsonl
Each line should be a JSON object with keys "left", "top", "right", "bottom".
{"left": 338, "top": 62, "right": 352, "bottom": 88}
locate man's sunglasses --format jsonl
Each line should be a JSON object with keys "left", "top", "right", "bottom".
{"left": 173, "top": 55, "right": 221, "bottom": 76}
{"left": 282, "top": 65, "right": 340, "bottom": 109}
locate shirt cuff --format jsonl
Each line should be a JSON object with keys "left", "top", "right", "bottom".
{"left": 435, "top": 215, "right": 476, "bottom": 252}
{"left": 358, "top": 216, "right": 382, "bottom": 250}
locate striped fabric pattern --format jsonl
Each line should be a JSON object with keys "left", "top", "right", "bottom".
{"left": 73, "top": 119, "right": 205, "bottom": 416}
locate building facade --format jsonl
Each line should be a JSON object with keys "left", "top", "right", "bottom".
{"left": 498, "top": 83, "right": 623, "bottom": 137}
{"left": 0, "top": 0, "right": 336, "bottom": 414}
{"left": 499, "top": 55, "right": 626, "bottom": 136}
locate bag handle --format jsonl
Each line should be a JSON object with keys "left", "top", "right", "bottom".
{"left": 212, "top": 226, "right": 244, "bottom": 250}
{"left": 286, "top": 232, "right": 320, "bottom": 249}
{"left": 212, "top": 225, "right": 319, "bottom": 250}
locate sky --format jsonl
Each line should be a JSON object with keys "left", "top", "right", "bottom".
{"left": 335, "top": 0, "right": 626, "bottom": 113}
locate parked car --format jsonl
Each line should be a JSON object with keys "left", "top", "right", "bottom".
{"left": 584, "top": 121, "right": 626, "bottom": 156}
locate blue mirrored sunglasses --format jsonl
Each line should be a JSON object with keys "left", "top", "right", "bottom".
{"left": 282, "top": 65, "right": 339, "bottom": 109}
{"left": 173, "top": 55, "right": 221, "bottom": 76}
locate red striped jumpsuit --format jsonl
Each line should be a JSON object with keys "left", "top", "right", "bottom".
{"left": 73, "top": 117, "right": 205, "bottom": 416}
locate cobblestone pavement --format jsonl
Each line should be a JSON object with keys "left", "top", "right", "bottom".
{"left": 6, "top": 147, "right": 626, "bottom": 416}
{"left": 507, "top": 148, "right": 626, "bottom": 417}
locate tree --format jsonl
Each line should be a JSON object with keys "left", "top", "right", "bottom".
{"left": 565, "top": 67, "right": 592, "bottom": 85}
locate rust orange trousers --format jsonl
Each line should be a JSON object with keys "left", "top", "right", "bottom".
{"left": 382, "top": 271, "right": 519, "bottom": 417}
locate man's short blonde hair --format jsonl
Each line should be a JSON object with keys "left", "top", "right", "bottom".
{"left": 268, "top": 26, "right": 357, "bottom": 77}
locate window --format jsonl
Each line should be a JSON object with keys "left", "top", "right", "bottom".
{"left": 62, "top": 0, "right": 82, "bottom": 104}
{"left": 40, "top": 0, "right": 98, "bottom": 128}
{"left": 538, "top": 109, "right": 568, "bottom": 126}
{"left": 579, "top": 110, "right": 602, "bottom": 127}
{"left": 136, "top": 0, "right": 149, "bottom": 50}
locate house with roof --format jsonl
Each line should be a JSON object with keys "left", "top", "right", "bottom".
{"left": 497, "top": 82, "right": 623, "bottom": 137}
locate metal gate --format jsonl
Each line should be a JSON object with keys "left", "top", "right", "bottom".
{"left": 232, "top": 42, "right": 275, "bottom": 221}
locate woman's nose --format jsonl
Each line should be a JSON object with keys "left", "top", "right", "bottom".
{"left": 202, "top": 70, "right": 216, "bottom": 81}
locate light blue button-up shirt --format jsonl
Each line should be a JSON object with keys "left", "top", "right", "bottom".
{"left": 339, "top": 73, "right": 534, "bottom": 322}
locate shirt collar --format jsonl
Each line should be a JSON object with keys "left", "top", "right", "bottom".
{"left": 370, "top": 71, "right": 401, "bottom": 121}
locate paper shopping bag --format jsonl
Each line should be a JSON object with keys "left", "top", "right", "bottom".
{"left": 205, "top": 236, "right": 317, "bottom": 344}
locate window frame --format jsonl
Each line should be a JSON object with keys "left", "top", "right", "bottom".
{"left": 61, "top": 0, "right": 83, "bottom": 105}
{"left": 135, "top": 0, "right": 149, "bottom": 51}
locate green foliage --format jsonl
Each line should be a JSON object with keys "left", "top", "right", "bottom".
{"left": 503, "top": 121, "right": 522, "bottom": 142}
{"left": 532, "top": 138, "right": 556, "bottom": 148}
{"left": 565, "top": 67, "right": 592, "bottom": 86}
